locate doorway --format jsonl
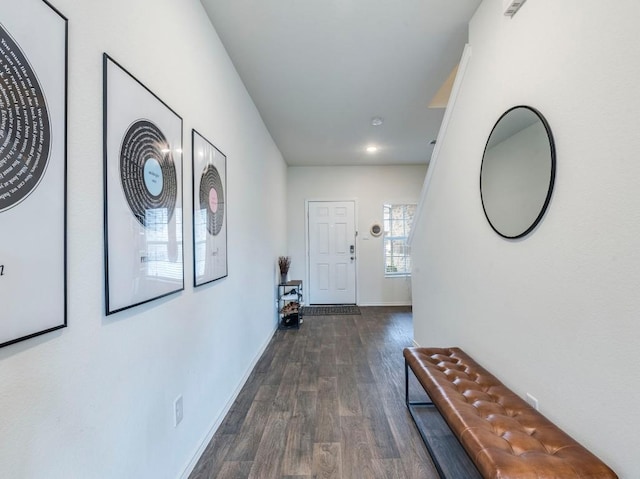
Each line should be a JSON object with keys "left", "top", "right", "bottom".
{"left": 307, "top": 200, "right": 357, "bottom": 304}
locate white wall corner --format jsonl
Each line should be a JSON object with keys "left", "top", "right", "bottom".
{"left": 407, "top": 43, "right": 472, "bottom": 246}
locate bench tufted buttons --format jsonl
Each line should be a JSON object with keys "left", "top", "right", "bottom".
{"left": 404, "top": 347, "right": 618, "bottom": 479}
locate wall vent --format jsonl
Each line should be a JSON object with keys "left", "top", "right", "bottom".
{"left": 503, "top": 0, "right": 527, "bottom": 17}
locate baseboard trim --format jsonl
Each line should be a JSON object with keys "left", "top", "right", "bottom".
{"left": 179, "top": 326, "right": 276, "bottom": 479}
{"left": 358, "top": 301, "right": 413, "bottom": 307}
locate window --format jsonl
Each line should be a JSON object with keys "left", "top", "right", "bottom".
{"left": 193, "top": 207, "right": 208, "bottom": 278}
{"left": 383, "top": 203, "right": 416, "bottom": 276}
{"left": 143, "top": 207, "right": 183, "bottom": 281}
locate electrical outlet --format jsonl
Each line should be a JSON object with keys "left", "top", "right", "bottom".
{"left": 174, "top": 395, "right": 184, "bottom": 427}
{"left": 526, "top": 393, "right": 539, "bottom": 411}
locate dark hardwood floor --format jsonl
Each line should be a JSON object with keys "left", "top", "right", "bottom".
{"left": 189, "top": 307, "right": 438, "bottom": 479}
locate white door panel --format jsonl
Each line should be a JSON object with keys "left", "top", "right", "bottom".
{"left": 318, "top": 223, "right": 330, "bottom": 253}
{"left": 308, "top": 201, "right": 356, "bottom": 304}
{"left": 317, "top": 263, "right": 330, "bottom": 290}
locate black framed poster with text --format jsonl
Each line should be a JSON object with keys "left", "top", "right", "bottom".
{"left": 0, "top": 0, "right": 67, "bottom": 348}
{"left": 192, "top": 130, "right": 227, "bottom": 287}
{"left": 103, "top": 54, "right": 183, "bottom": 315}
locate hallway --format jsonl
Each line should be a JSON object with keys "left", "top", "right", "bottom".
{"left": 189, "top": 307, "right": 437, "bottom": 479}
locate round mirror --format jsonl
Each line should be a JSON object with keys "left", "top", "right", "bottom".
{"left": 480, "top": 106, "right": 555, "bottom": 239}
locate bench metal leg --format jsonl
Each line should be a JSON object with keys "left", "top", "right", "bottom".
{"left": 405, "top": 359, "right": 433, "bottom": 407}
{"left": 405, "top": 359, "right": 448, "bottom": 479}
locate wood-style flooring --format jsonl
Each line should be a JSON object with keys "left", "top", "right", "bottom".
{"left": 189, "top": 306, "right": 439, "bottom": 479}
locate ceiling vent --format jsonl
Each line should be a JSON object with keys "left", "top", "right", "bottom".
{"left": 503, "top": 0, "right": 527, "bottom": 17}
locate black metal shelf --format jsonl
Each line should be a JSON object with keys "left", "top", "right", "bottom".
{"left": 277, "top": 280, "right": 303, "bottom": 330}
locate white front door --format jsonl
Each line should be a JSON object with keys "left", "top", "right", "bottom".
{"left": 307, "top": 201, "right": 356, "bottom": 304}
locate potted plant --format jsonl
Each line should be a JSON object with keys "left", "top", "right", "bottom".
{"left": 278, "top": 256, "right": 291, "bottom": 284}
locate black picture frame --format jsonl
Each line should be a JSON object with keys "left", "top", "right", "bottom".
{"left": 103, "top": 54, "right": 184, "bottom": 315}
{"left": 192, "top": 129, "right": 228, "bottom": 287}
{"left": 0, "top": 0, "right": 68, "bottom": 348}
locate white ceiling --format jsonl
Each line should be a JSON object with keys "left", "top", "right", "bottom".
{"left": 201, "top": 0, "right": 481, "bottom": 166}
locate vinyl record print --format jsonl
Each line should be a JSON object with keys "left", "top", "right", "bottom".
{"left": 192, "top": 129, "right": 227, "bottom": 287}
{"left": 199, "top": 164, "right": 224, "bottom": 236}
{"left": 0, "top": 0, "right": 67, "bottom": 349}
{"left": 0, "top": 23, "right": 51, "bottom": 212}
{"left": 119, "top": 119, "right": 177, "bottom": 226}
{"left": 104, "top": 55, "right": 183, "bottom": 315}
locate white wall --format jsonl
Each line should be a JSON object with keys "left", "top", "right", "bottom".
{"left": 287, "top": 165, "right": 426, "bottom": 306}
{"left": 0, "top": 1, "right": 287, "bottom": 478}
{"left": 411, "top": 0, "right": 640, "bottom": 476}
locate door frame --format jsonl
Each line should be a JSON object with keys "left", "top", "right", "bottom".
{"left": 305, "top": 198, "right": 359, "bottom": 305}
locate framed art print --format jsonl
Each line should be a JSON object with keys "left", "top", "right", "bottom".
{"left": 103, "top": 54, "right": 183, "bottom": 315}
{"left": 192, "top": 130, "right": 227, "bottom": 286}
{"left": 0, "top": 0, "right": 67, "bottom": 347}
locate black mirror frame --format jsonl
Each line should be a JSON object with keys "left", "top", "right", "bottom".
{"left": 480, "top": 105, "right": 556, "bottom": 239}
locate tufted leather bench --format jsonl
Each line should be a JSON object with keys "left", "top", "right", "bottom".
{"left": 404, "top": 347, "right": 617, "bottom": 479}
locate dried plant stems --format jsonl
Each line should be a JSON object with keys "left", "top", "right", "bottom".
{"left": 278, "top": 256, "right": 291, "bottom": 274}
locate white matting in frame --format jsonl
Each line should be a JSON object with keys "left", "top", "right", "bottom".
{"left": 192, "top": 130, "right": 227, "bottom": 287}
{"left": 0, "top": 0, "right": 67, "bottom": 348}
{"left": 103, "top": 54, "right": 184, "bottom": 315}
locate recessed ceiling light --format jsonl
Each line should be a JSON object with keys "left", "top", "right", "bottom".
{"left": 371, "top": 117, "right": 384, "bottom": 127}
{"left": 366, "top": 146, "right": 378, "bottom": 153}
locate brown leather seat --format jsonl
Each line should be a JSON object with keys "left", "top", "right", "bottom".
{"left": 404, "top": 347, "right": 617, "bottom": 479}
